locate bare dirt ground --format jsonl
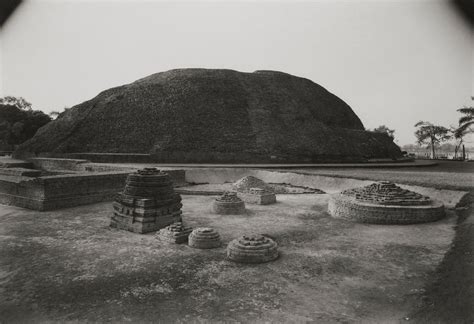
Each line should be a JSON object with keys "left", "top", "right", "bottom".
{"left": 0, "top": 194, "right": 458, "bottom": 323}
{"left": 408, "top": 207, "right": 474, "bottom": 324}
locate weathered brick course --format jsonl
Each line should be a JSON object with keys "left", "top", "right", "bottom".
{"left": 227, "top": 234, "right": 279, "bottom": 263}
{"left": 188, "top": 227, "right": 222, "bottom": 249}
{"left": 211, "top": 191, "right": 246, "bottom": 215}
{"left": 110, "top": 168, "right": 182, "bottom": 233}
{"left": 328, "top": 182, "right": 445, "bottom": 224}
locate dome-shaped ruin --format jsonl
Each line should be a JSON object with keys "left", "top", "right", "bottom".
{"left": 14, "top": 69, "right": 401, "bottom": 163}
{"left": 227, "top": 234, "right": 279, "bottom": 263}
{"left": 188, "top": 227, "right": 222, "bottom": 249}
{"left": 328, "top": 181, "right": 445, "bottom": 224}
{"left": 233, "top": 176, "right": 274, "bottom": 193}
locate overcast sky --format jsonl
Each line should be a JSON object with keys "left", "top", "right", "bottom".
{"left": 1, "top": 0, "right": 472, "bottom": 145}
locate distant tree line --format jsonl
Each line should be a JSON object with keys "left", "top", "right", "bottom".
{"left": 0, "top": 96, "right": 52, "bottom": 151}
{"left": 412, "top": 97, "right": 474, "bottom": 160}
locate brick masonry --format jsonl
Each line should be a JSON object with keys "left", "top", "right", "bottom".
{"left": 110, "top": 168, "right": 183, "bottom": 233}
{"left": 211, "top": 192, "right": 246, "bottom": 215}
{"left": 237, "top": 188, "right": 276, "bottom": 205}
{"left": 156, "top": 222, "right": 192, "bottom": 244}
{"left": 188, "top": 227, "right": 222, "bottom": 249}
{"left": 227, "top": 234, "right": 279, "bottom": 263}
{"left": 328, "top": 194, "right": 445, "bottom": 225}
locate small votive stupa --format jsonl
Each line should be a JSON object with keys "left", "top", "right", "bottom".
{"left": 212, "top": 191, "right": 246, "bottom": 215}
{"left": 233, "top": 176, "right": 276, "bottom": 205}
{"left": 110, "top": 168, "right": 182, "bottom": 233}
{"left": 328, "top": 181, "right": 445, "bottom": 224}
{"left": 156, "top": 222, "right": 192, "bottom": 244}
{"left": 227, "top": 234, "right": 279, "bottom": 263}
{"left": 188, "top": 227, "right": 222, "bottom": 249}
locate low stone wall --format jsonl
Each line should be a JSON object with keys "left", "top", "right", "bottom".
{"left": 328, "top": 194, "right": 445, "bottom": 225}
{"left": 0, "top": 164, "right": 186, "bottom": 211}
{"left": 29, "top": 157, "right": 90, "bottom": 171}
{"left": 0, "top": 172, "right": 129, "bottom": 211}
{"left": 28, "top": 151, "right": 371, "bottom": 164}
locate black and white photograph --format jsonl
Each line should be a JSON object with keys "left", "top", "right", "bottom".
{"left": 0, "top": 0, "right": 473, "bottom": 322}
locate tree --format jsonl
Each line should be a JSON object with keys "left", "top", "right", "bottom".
{"left": 0, "top": 96, "right": 32, "bottom": 110}
{"left": 414, "top": 121, "right": 451, "bottom": 159}
{"left": 373, "top": 125, "right": 395, "bottom": 140}
{"left": 452, "top": 98, "right": 474, "bottom": 160}
{"left": 0, "top": 104, "right": 51, "bottom": 149}
{"left": 49, "top": 106, "right": 70, "bottom": 120}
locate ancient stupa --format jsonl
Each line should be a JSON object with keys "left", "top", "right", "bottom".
{"left": 233, "top": 176, "right": 276, "bottom": 205}
{"left": 156, "top": 222, "right": 193, "bottom": 244}
{"left": 14, "top": 69, "right": 402, "bottom": 163}
{"left": 227, "top": 234, "right": 279, "bottom": 263}
{"left": 211, "top": 191, "right": 246, "bottom": 215}
{"left": 188, "top": 227, "right": 222, "bottom": 249}
{"left": 328, "top": 181, "right": 445, "bottom": 224}
{"left": 110, "top": 168, "right": 182, "bottom": 233}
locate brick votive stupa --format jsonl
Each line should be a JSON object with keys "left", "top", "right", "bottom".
{"left": 211, "top": 191, "right": 246, "bottom": 215}
{"left": 240, "top": 187, "right": 277, "bottom": 205}
{"left": 156, "top": 222, "right": 192, "bottom": 244}
{"left": 328, "top": 181, "right": 445, "bottom": 224}
{"left": 188, "top": 227, "right": 222, "bottom": 249}
{"left": 233, "top": 176, "right": 276, "bottom": 205}
{"left": 110, "top": 168, "right": 182, "bottom": 233}
{"left": 233, "top": 176, "right": 273, "bottom": 192}
{"left": 227, "top": 234, "right": 279, "bottom": 263}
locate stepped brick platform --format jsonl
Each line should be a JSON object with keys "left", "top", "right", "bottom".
{"left": 110, "top": 168, "right": 182, "bottom": 233}
{"left": 328, "top": 181, "right": 445, "bottom": 224}
{"left": 227, "top": 234, "right": 279, "bottom": 263}
{"left": 211, "top": 191, "right": 246, "bottom": 215}
{"left": 156, "top": 222, "right": 192, "bottom": 244}
{"left": 238, "top": 187, "right": 276, "bottom": 205}
{"left": 188, "top": 227, "right": 222, "bottom": 249}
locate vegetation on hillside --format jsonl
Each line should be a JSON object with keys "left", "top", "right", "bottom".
{"left": 0, "top": 97, "right": 51, "bottom": 151}
{"left": 372, "top": 125, "right": 395, "bottom": 140}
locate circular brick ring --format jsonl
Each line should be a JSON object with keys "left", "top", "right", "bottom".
{"left": 328, "top": 194, "right": 445, "bottom": 225}
{"left": 227, "top": 234, "right": 279, "bottom": 263}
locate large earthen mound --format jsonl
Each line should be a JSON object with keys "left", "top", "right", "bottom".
{"left": 15, "top": 69, "right": 401, "bottom": 162}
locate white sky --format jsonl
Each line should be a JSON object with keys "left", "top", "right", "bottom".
{"left": 1, "top": 0, "right": 473, "bottom": 145}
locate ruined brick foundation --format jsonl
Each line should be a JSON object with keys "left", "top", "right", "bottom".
{"left": 211, "top": 192, "right": 246, "bottom": 215}
{"left": 328, "top": 181, "right": 445, "bottom": 224}
{"left": 156, "top": 222, "right": 192, "bottom": 244}
{"left": 227, "top": 234, "right": 279, "bottom": 263}
{"left": 238, "top": 188, "right": 276, "bottom": 205}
